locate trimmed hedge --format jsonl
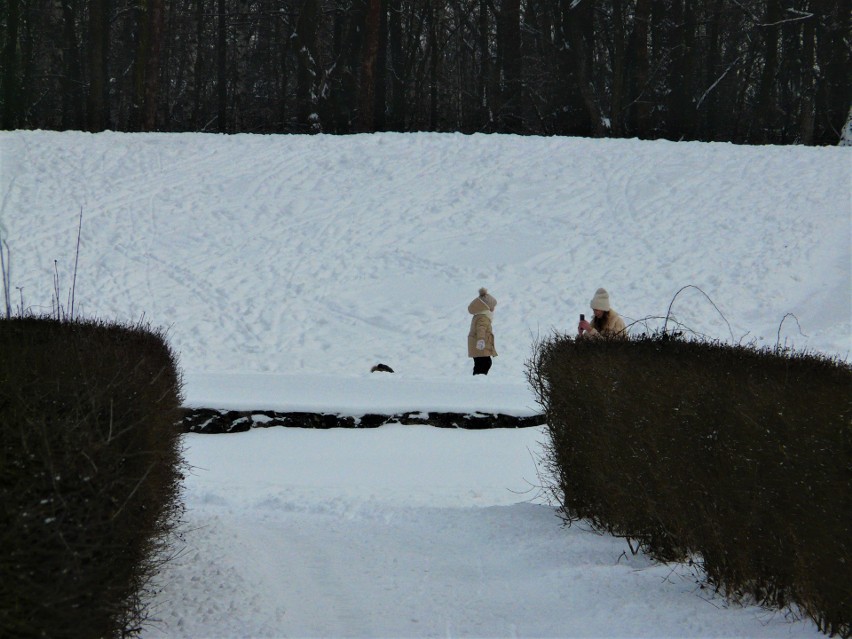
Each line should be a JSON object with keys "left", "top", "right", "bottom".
{"left": 0, "top": 317, "right": 185, "bottom": 638}
{"left": 527, "top": 333, "right": 851, "bottom": 637}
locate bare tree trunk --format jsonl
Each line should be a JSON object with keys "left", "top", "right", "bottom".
{"left": 428, "top": 1, "right": 438, "bottom": 130}
{"left": 359, "top": 0, "right": 382, "bottom": 131}
{"left": 553, "top": 0, "right": 586, "bottom": 135}
{"left": 130, "top": 0, "right": 164, "bottom": 131}
{"left": 87, "top": 0, "right": 109, "bottom": 131}
{"left": 734, "top": 28, "right": 761, "bottom": 142}
{"left": 296, "top": 0, "right": 320, "bottom": 131}
{"left": 798, "top": 8, "right": 816, "bottom": 145}
{"left": 609, "top": 0, "right": 626, "bottom": 136}
{"left": 700, "top": 0, "right": 725, "bottom": 141}
{"left": 374, "top": 0, "right": 388, "bottom": 131}
{"left": 217, "top": 0, "right": 227, "bottom": 132}
{"left": 664, "top": 0, "right": 695, "bottom": 140}
{"left": 1, "top": 0, "right": 21, "bottom": 129}
{"left": 817, "top": 1, "right": 850, "bottom": 143}
{"left": 565, "top": 0, "right": 605, "bottom": 136}
{"left": 681, "top": 1, "right": 697, "bottom": 137}
{"left": 756, "top": 0, "right": 782, "bottom": 142}
{"left": 61, "top": 0, "right": 84, "bottom": 129}
{"left": 627, "top": 0, "right": 652, "bottom": 137}
{"left": 191, "top": 0, "right": 205, "bottom": 128}
{"left": 233, "top": 0, "right": 251, "bottom": 132}
{"left": 143, "top": 0, "right": 164, "bottom": 130}
{"left": 276, "top": 8, "right": 292, "bottom": 130}
{"left": 529, "top": 0, "right": 560, "bottom": 134}
{"left": 20, "top": 2, "right": 37, "bottom": 126}
{"left": 478, "top": 0, "right": 492, "bottom": 130}
{"left": 715, "top": 2, "right": 745, "bottom": 142}
{"left": 131, "top": 1, "right": 147, "bottom": 130}
{"left": 388, "top": 0, "right": 404, "bottom": 129}
{"left": 498, "top": 0, "right": 521, "bottom": 133}
{"left": 160, "top": 0, "right": 177, "bottom": 129}
{"left": 337, "top": 1, "right": 365, "bottom": 132}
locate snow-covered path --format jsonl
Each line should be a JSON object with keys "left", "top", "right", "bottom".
{"left": 144, "top": 426, "right": 821, "bottom": 639}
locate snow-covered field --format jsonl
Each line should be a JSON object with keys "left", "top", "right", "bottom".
{"left": 2, "top": 130, "right": 848, "bottom": 638}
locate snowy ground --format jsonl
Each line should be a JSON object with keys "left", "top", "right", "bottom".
{"left": 2, "top": 130, "right": 848, "bottom": 637}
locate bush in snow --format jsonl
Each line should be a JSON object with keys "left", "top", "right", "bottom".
{"left": 527, "top": 333, "right": 851, "bottom": 638}
{"left": 0, "top": 317, "right": 185, "bottom": 638}
{"left": 840, "top": 107, "right": 852, "bottom": 146}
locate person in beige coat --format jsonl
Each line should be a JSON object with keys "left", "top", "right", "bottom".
{"left": 578, "top": 287, "right": 627, "bottom": 339}
{"left": 468, "top": 287, "right": 497, "bottom": 375}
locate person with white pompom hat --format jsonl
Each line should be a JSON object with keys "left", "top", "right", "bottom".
{"left": 467, "top": 287, "right": 498, "bottom": 375}
{"left": 578, "top": 287, "right": 627, "bottom": 339}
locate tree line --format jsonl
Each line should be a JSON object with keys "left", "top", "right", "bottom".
{"left": 1, "top": 0, "right": 849, "bottom": 144}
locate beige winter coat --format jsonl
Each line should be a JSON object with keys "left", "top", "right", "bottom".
{"left": 467, "top": 297, "right": 497, "bottom": 357}
{"left": 582, "top": 309, "right": 627, "bottom": 339}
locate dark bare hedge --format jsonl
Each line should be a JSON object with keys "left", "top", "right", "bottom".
{"left": 527, "top": 333, "right": 851, "bottom": 637}
{"left": 0, "top": 317, "right": 185, "bottom": 638}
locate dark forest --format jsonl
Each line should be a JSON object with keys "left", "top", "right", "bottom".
{"left": 1, "top": 0, "right": 849, "bottom": 144}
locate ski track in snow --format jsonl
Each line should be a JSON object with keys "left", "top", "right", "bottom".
{"left": 4, "top": 131, "right": 850, "bottom": 382}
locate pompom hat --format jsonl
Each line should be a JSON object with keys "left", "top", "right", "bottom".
{"left": 590, "top": 288, "right": 611, "bottom": 311}
{"left": 478, "top": 287, "right": 497, "bottom": 311}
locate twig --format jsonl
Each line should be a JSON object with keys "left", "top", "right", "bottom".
{"left": 0, "top": 236, "right": 11, "bottom": 319}
{"left": 775, "top": 312, "right": 807, "bottom": 350}
{"left": 731, "top": 0, "right": 814, "bottom": 27}
{"left": 664, "top": 285, "right": 734, "bottom": 343}
{"left": 110, "top": 463, "right": 156, "bottom": 521}
{"left": 71, "top": 207, "right": 83, "bottom": 321}
{"left": 696, "top": 56, "right": 742, "bottom": 110}
{"left": 625, "top": 314, "right": 714, "bottom": 342}
{"left": 53, "top": 260, "right": 61, "bottom": 319}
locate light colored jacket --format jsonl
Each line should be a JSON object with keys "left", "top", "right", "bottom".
{"left": 583, "top": 309, "right": 627, "bottom": 339}
{"left": 467, "top": 297, "right": 497, "bottom": 357}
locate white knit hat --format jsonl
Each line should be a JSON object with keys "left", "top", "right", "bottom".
{"left": 590, "top": 288, "right": 611, "bottom": 311}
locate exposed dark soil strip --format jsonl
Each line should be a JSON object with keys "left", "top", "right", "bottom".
{"left": 180, "top": 408, "right": 545, "bottom": 433}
